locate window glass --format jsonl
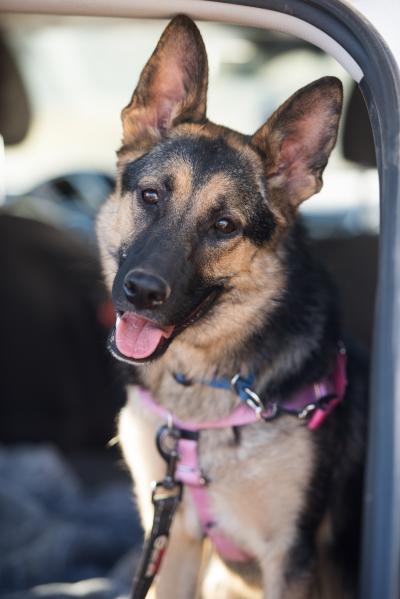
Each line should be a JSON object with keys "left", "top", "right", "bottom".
{"left": 1, "top": 15, "right": 379, "bottom": 235}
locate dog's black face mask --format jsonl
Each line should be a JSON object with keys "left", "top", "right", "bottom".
{"left": 109, "top": 136, "right": 275, "bottom": 363}
{"left": 97, "top": 15, "right": 342, "bottom": 364}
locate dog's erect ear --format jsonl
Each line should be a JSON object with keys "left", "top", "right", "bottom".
{"left": 251, "top": 77, "right": 343, "bottom": 208}
{"left": 122, "top": 15, "right": 208, "bottom": 145}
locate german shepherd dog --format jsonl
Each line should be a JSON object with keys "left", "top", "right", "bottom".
{"left": 97, "top": 15, "right": 367, "bottom": 599}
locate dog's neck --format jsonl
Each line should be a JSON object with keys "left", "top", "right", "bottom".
{"left": 135, "top": 223, "right": 339, "bottom": 422}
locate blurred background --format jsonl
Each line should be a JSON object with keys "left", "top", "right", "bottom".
{"left": 0, "top": 15, "right": 378, "bottom": 599}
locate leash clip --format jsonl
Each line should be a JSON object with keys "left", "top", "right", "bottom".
{"left": 151, "top": 480, "right": 183, "bottom": 504}
{"left": 156, "top": 424, "right": 181, "bottom": 488}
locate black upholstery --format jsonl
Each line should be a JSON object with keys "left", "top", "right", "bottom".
{"left": 343, "top": 84, "right": 376, "bottom": 168}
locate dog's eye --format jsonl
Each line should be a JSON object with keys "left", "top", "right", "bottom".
{"left": 141, "top": 189, "right": 159, "bottom": 205}
{"left": 214, "top": 218, "right": 237, "bottom": 235}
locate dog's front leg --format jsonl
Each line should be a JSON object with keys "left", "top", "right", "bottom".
{"left": 259, "top": 549, "right": 286, "bottom": 599}
{"left": 153, "top": 508, "right": 204, "bottom": 599}
{"left": 260, "top": 544, "right": 313, "bottom": 599}
{"left": 119, "top": 390, "right": 204, "bottom": 599}
{"left": 262, "top": 569, "right": 313, "bottom": 599}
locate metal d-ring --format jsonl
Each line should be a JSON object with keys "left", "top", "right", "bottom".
{"left": 298, "top": 403, "right": 317, "bottom": 420}
{"left": 243, "top": 387, "right": 264, "bottom": 416}
{"left": 261, "top": 401, "right": 279, "bottom": 421}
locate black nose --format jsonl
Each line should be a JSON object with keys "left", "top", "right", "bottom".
{"left": 123, "top": 270, "right": 170, "bottom": 310}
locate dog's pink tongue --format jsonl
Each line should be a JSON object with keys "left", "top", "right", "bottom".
{"left": 115, "top": 313, "right": 173, "bottom": 359}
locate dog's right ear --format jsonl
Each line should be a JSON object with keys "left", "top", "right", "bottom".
{"left": 121, "top": 15, "right": 208, "bottom": 145}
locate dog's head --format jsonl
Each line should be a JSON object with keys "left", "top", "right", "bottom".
{"left": 97, "top": 15, "right": 342, "bottom": 365}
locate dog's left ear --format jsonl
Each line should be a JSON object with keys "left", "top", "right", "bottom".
{"left": 122, "top": 15, "right": 208, "bottom": 145}
{"left": 251, "top": 77, "right": 343, "bottom": 208}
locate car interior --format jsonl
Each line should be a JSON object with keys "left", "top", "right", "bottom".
{"left": 0, "top": 14, "right": 379, "bottom": 596}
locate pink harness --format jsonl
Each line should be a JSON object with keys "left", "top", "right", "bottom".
{"left": 139, "top": 351, "right": 347, "bottom": 562}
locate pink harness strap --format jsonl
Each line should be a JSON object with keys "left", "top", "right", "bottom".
{"left": 139, "top": 390, "right": 269, "bottom": 431}
{"left": 309, "top": 350, "right": 347, "bottom": 429}
{"left": 178, "top": 438, "right": 249, "bottom": 561}
{"left": 138, "top": 352, "right": 347, "bottom": 562}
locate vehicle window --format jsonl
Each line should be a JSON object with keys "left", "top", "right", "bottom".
{"left": 1, "top": 15, "right": 379, "bottom": 237}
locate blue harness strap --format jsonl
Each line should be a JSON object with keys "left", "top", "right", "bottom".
{"left": 173, "top": 371, "right": 262, "bottom": 412}
{"left": 173, "top": 352, "right": 347, "bottom": 423}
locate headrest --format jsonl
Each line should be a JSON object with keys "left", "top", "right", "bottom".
{"left": 342, "top": 83, "right": 376, "bottom": 168}
{"left": 0, "top": 33, "right": 31, "bottom": 145}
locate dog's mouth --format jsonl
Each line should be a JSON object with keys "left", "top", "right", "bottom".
{"left": 108, "top": 287, "right": 222, "bottom": 364}
{"left": 114, "top": 313, "right": 174, "bottom": 361}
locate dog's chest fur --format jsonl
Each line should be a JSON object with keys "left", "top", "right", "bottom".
{"left": 119, "top": 366, "right": 314, "bottom": 589}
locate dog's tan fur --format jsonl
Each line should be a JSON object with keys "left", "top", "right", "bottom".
{"left": 97, "top": 15, "right": 346, "bottom": 599}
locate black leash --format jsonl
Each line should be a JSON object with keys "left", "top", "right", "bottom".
{"left": 130, "top": 425, "right": 183, "bottom": 599}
